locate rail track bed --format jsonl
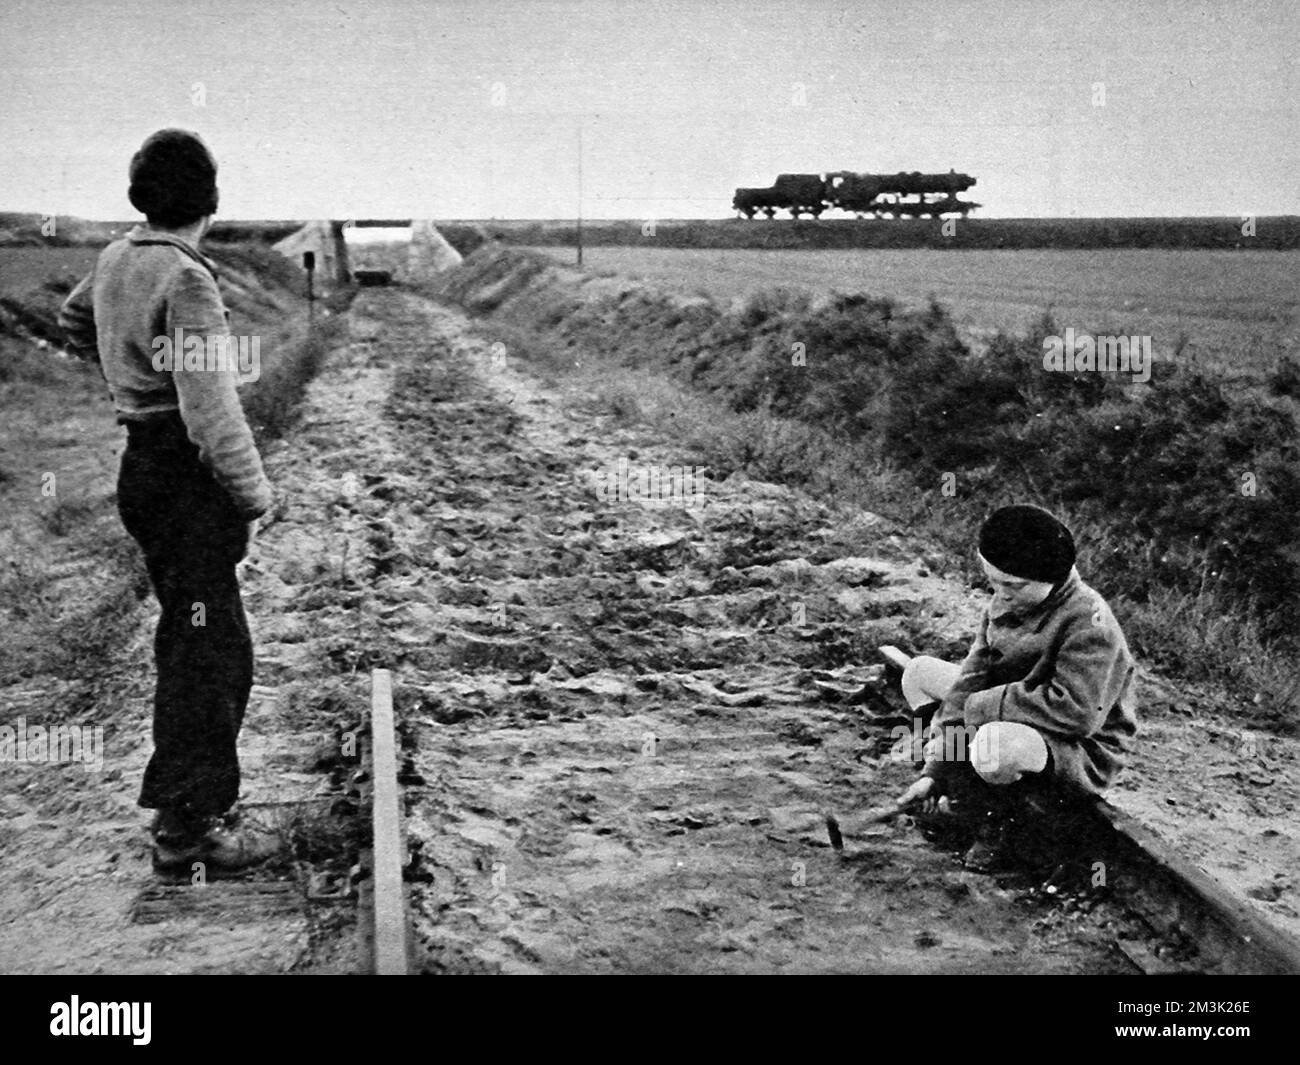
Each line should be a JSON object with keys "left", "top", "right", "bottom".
{"left": 7, "top": 283, "right": 1294, "bottom": 975}
{"left": 333, "top": 289, "right": 1299, "bottom": 975}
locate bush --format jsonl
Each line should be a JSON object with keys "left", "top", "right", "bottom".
{"left": 1268, "top": 354, "right": 1300, "bottom": 400}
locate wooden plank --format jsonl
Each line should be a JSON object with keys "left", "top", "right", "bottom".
{"left": 130, "top": 881, "right": 300, "bottom": 924}
{"left": 370, "top": 669, "right": 409, "bottom": 975}
{"left": 1093, "top": 799, "right": 1300, "bottom": 974}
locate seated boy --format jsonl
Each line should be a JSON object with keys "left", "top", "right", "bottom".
{"left": 895, "top": 504, "right": 1137, "bottom": 870}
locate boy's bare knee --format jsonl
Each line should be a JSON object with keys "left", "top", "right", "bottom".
{"left": 900, "top": 660, "right": 920, "bottom": 708}
{"left": 970, "top": 722, "right": 1049, "bottom": 785}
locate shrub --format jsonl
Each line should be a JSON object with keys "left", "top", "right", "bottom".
{"left": 1267, "top": 354, "right": 1300, "bottom": 400}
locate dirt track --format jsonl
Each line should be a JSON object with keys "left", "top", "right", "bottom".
{"left": 335, "top": 289, "right": 1144, "bottom": 973}
{"left": 4, "top": 281, "right": 1296, "bottom": 974}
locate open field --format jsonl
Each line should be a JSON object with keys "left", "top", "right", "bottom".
{"left": 526, "top": 246, "right": 1300, "bottom": 373}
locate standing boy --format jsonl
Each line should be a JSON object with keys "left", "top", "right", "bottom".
{"left": 59, "top": 129, "right": 278, "bottom": 872}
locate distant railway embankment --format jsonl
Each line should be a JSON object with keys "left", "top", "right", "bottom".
{"left": 7, "top": 212, "right": 1297, "bottom": 252}
{"left": 441, "top": 216, "right": 1300, "bottom": 252}
{"left": 429, "top": 245, "right": 1300, "bottom": 726}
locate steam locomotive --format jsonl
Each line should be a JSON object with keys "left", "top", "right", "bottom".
{"left": 733, "top": 170, "right": 979, "bottom": 219}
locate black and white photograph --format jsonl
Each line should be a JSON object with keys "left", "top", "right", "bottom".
{"left": 0, "top": 0, "right": 1296, "bottom": 1026}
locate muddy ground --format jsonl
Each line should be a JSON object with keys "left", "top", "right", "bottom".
{"left": 1, "top": 284, "right": 1296, "bottom": 974}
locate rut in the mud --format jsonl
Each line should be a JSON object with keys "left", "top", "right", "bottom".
{"left": 336, "top": 288, "right": 1143, "bottom": 974}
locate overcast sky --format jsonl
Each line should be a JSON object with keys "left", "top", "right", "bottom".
{"left": 2, "top": 0, "right": 1296, "bottom": 219}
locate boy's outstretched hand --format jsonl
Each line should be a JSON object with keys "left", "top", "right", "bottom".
{"left": 897, "top": 775, "right": 943, "bottom": 814}
{"left": 826, "top": 776, "right": 948, "bottom": 851}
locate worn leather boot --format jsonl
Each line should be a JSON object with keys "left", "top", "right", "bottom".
{"left": 962, "top": 814, "right": 1013, "bottom": 873}
{"left": 152, "top": 807, "right": 282, "bottom": 874}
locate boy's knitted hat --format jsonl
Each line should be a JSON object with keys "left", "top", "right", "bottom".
{"left": 128, "top": 129, "right": 219, "bottom": 226}
{"left": 978, "top": 505, "right": 1076, "bottom": 584}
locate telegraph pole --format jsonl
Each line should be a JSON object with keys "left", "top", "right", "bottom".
{"left": 303, "top": 250, "right": 316, "bottom": 322}
{"left": 576, "top": 119, "right": 583, "bottom": 267}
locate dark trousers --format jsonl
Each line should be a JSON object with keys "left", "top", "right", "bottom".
{"left": 116, "top": 414, "right": 252, "bottom": 817}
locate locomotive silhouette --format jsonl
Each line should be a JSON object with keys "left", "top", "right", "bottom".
{"left": 733, "top": 170, "right": 979, "bottom": 219}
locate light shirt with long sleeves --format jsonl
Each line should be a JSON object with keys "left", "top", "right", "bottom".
{"left": 58, "top": 224, "right": 272, "bottom": 518}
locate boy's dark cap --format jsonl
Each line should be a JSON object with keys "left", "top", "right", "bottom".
{"left": 978, "top": 504, "right": 1076, "bottom": 584}
{"left": 128, "top": 129, "right": 219, "bottom": 227}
